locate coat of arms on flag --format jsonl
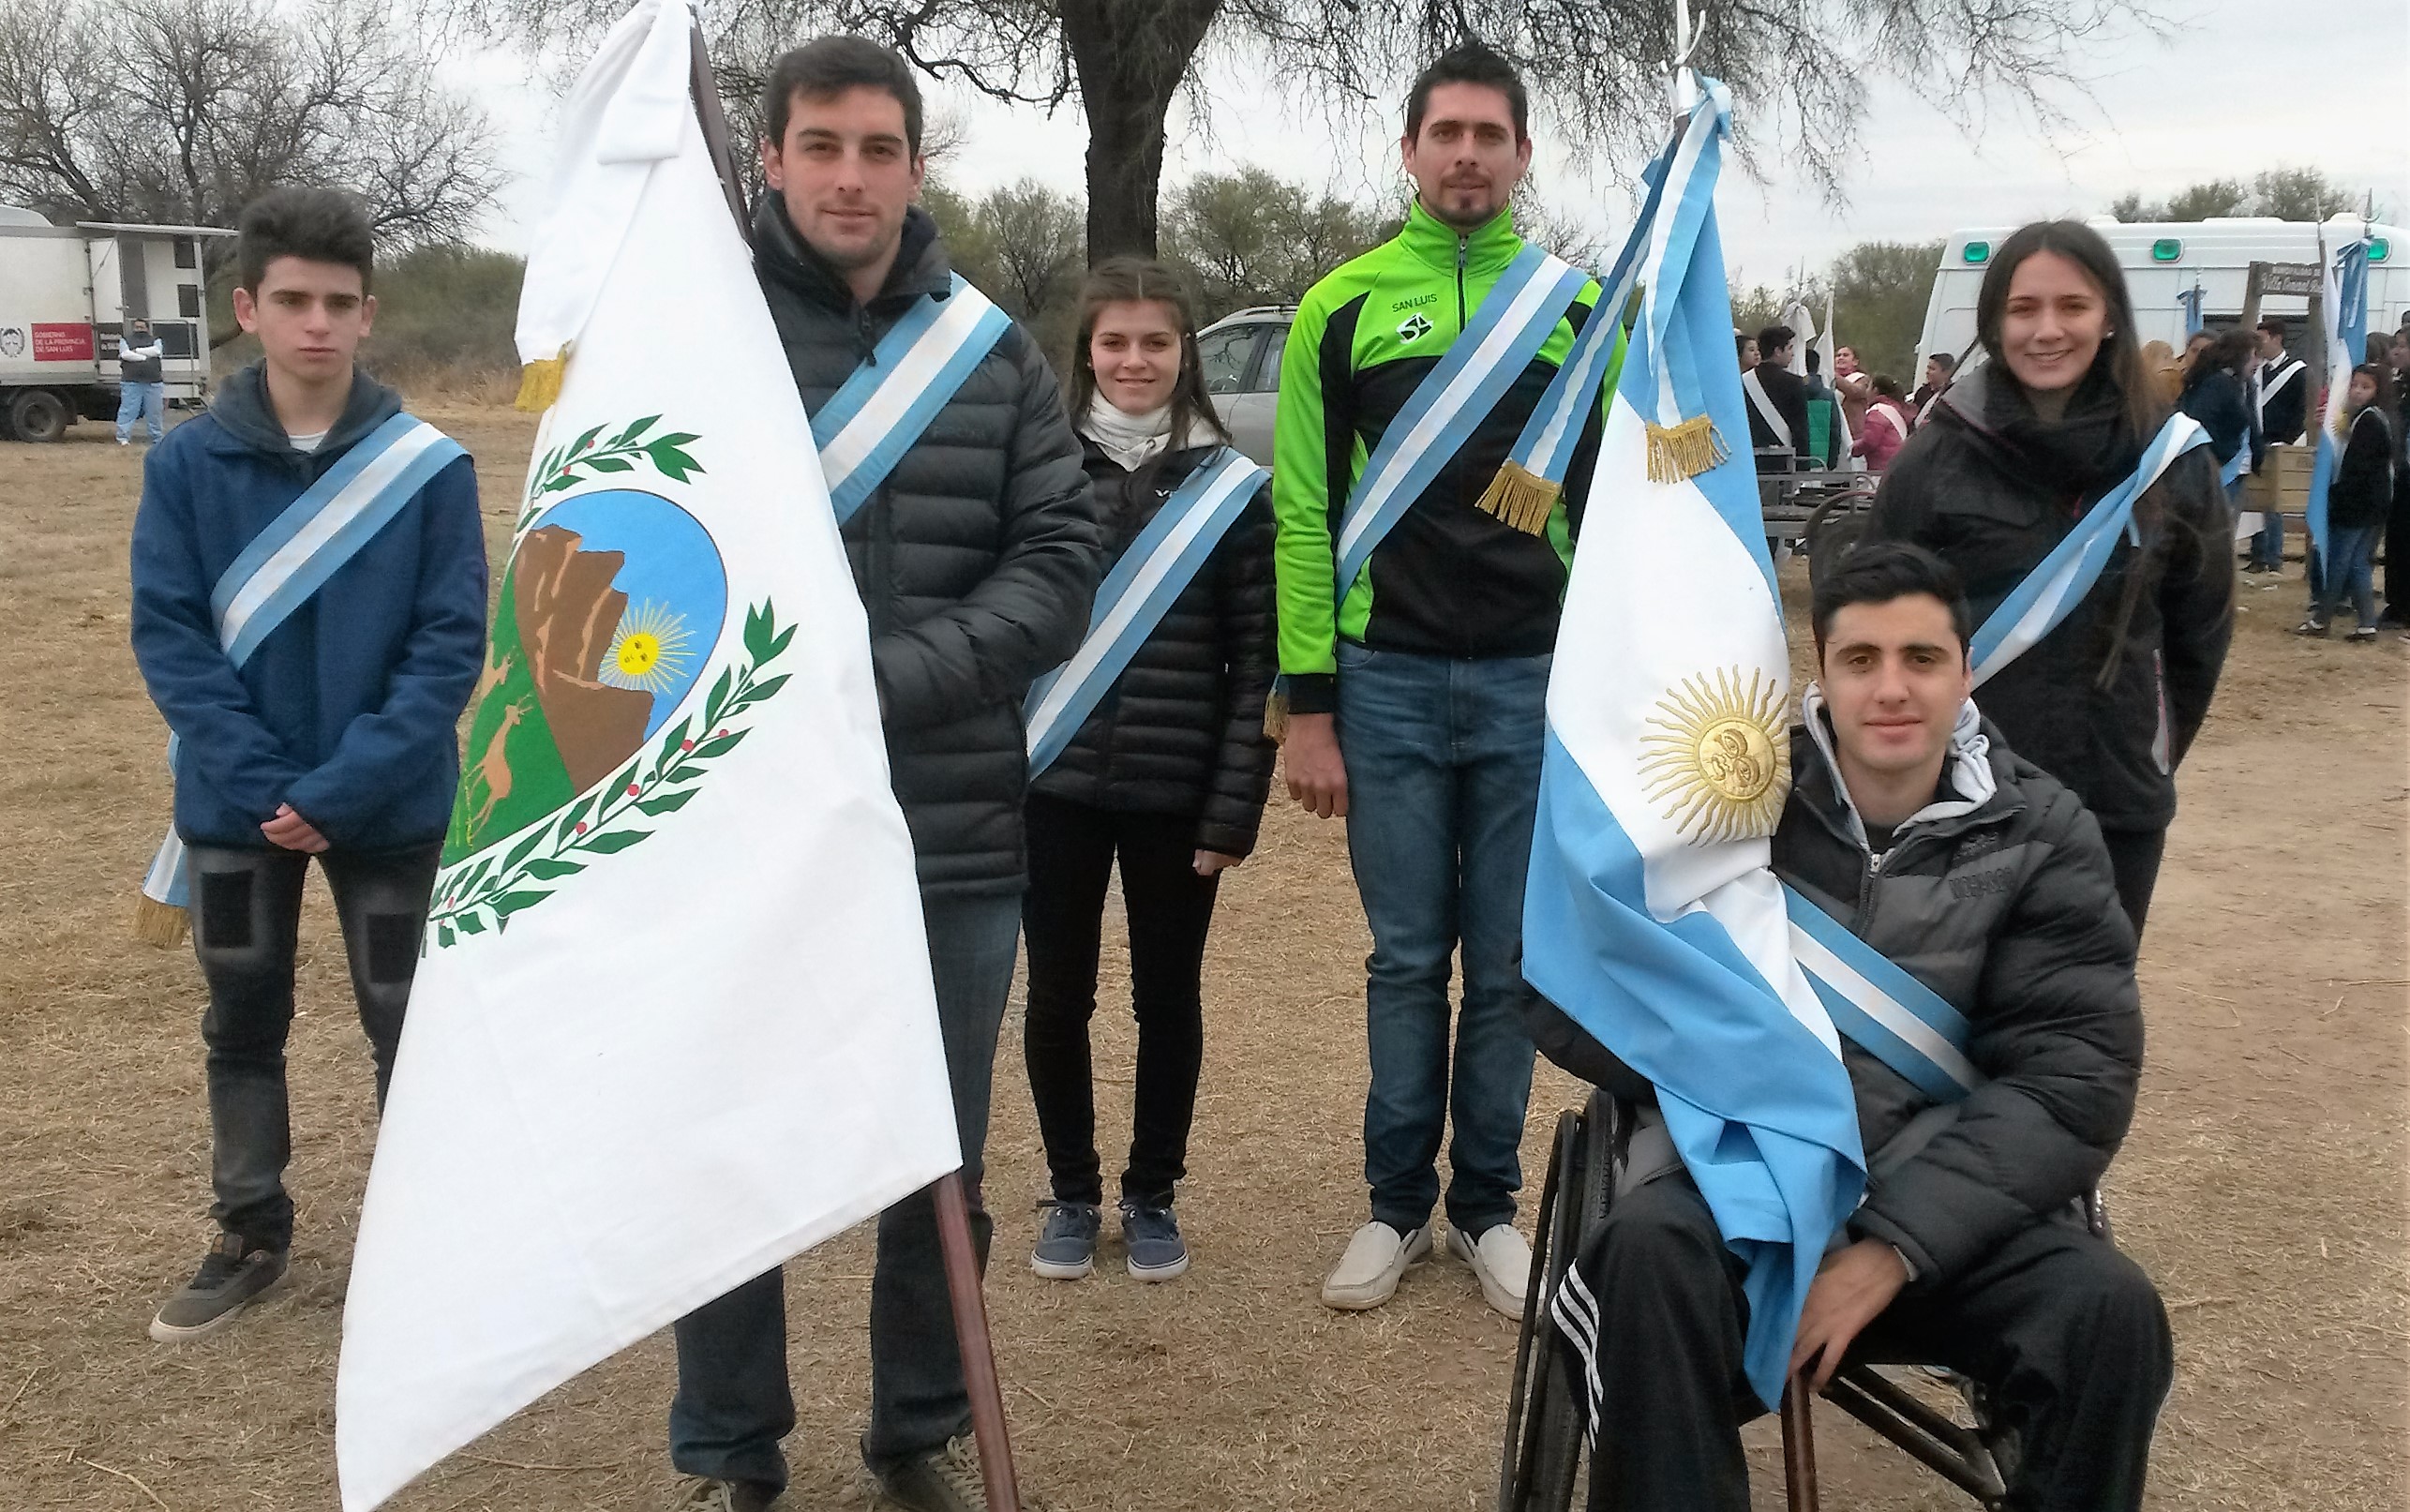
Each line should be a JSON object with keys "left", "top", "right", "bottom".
{"left": 334, "top": 2, "right": 959, "bottom": 1506}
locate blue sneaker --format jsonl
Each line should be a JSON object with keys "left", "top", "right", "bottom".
{"left": 1118, "top": 1200, "right": 1190, "bottom": 1281}
{"left": 1030, "top": 1201, "right": 1100, "bottom": 1280}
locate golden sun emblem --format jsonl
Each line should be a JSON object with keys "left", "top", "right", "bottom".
{"left": 1637, "top": 667, "right": 1791, "bottom": 844}
{"left": 602, "top": 600, "right": 695, "bottom": 695}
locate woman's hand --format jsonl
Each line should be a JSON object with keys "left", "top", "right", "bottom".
{"left": 1193, "top": 849, "right": 1243, "bottom": 876}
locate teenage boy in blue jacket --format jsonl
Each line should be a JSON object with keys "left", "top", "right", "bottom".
{"left": 129, "top": 187, "right": 486, "bottom": 1341}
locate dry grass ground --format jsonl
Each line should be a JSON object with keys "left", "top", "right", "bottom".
{"left": 1, "top": 404, "right": 2403, "bottom": 1511}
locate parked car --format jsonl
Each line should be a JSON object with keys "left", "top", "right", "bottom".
{"left": 1195, "top": 307, "right": 1294, "bottom": 470}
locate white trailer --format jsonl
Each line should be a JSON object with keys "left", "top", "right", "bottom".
{"left": 0, "top": 206, "right": 233, "bottom": 442}
{"left": 1915, "top": 216, "right": 2410, "bottom": 375}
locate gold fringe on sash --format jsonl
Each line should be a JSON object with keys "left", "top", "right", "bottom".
{"left": 1473, "top": 460, "right": 1562, "bottom": 535}
{"left": 134, "top": 895, "right": 190, "bottom": 949}
{"left": 1262, "top": 686, "right": 1290, "bottom": 744}
{"left": 1645, "top": 415, "right": 1728, "bottom": 483}
{"left": 514, "top": 346, "right": 570, "bottom": 413}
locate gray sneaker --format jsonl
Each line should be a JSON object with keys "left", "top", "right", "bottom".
{"left": 149, "top": 1232, "right": 287, "bottom": 1341}
{"left": 1117, "top": 1201, "right": 1189, "bottom": 1281}
{"left": 1029, "top": 1201, "right": 1100, "bottom": 1280}
{"left": 876, "top": 1435, "right": 988, "bottom": 1512}
{"left": 670, "top": 1476, "right": 779, "bottom": 1512}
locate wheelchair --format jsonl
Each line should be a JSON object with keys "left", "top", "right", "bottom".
{"left": 1497, "top": 1085, "right": 2111, "bottom": 1512}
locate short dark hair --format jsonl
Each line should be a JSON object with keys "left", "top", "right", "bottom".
{"left": 761, "top": 35, "right": 923, "bottom": 156}
{"left": 1811, "top": 541, "right": 1973, "bottom": 656}
{"left": 1757, "top": 324, "right": 1795, "bottom": 354}
{"left": 1405, "top": 38, "right": 1529, "bottom": 143}
{"left": 236, "top": 187, "right": 374, "bottom": 294}
{"left": 2256, "top": 316, "right": 2288, "bottom": 343}
{"left": 1926, "top": 350, "right": 1956, "bottom": 373}
{"left": 1804, "top": 347, "right": 1822, "bottom": 374}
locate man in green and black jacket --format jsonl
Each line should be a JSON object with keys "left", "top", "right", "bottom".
{"left": 1274, "top": 38, "right": 1624, "bottom": 1322}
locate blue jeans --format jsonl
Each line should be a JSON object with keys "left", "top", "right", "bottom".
{"left": 2251, "top": 505, "right": 2284, "bottom": 570}
{"left": 2314, "top": 525, "right": 2381, "bottom": 627}
{"left": 1336, "top": 642, "right": 1547, "bottom": 1236}
{"left": 116, "top": 381, "right": 164, "bottom": 442}
{"left": 668, "top": 890, "right": 1021, "bottom": 1491}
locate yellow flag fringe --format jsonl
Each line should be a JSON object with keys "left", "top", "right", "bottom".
{"left": 134, "top": 895, "right": 190, "bottom": 949}
{"left": 1261, "top": 686, "right": 1289, "bottom": 744}
{"left": 514, "top": 347, "right": 570, "bottom": 413}
{"left": 1474, "top": 460, "right": 1562, "bottom": 535}
{"left": 1646, "top": 415, "right": 1728, "bottom": 483}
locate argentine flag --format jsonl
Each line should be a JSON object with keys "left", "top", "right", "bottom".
{"left": 1520, "top": 79, "right": 1864, "bottom": 1414}
{"left": 2304, "top": 230, "right": 2372, "bottom": 579}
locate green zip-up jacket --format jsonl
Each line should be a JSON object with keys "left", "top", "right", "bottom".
{"left": 1270, "top": 201, "right": 1625, "bottom": 713}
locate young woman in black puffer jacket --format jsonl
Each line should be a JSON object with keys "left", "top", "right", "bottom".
{"left": 1021, "top": 260, "right": 1278, "bottom": 1285}
{"left": 1864, "top": 219, "right": 2234, "bottom": 936}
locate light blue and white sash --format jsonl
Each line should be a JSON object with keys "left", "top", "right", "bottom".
{"left": 1785, "top": 886, "right": 1983, "bottom": 1103}
{"left": 812, "top": 274, "right": 1011, "bottom": 526}
{"left": 1025, "top": 446, "right": 1266, "bottom": 777}
{"left": 1966, "top": 412, "right": 2208, "bottom": 689}
{"left": 2219, "top": 445, "right": 2249, "bottom": 488}
{"left": 2306, "top": 234, "right": 2372, "bottom": 577}
{"left": 141, "top": 414, "right": 466, "bottom": 921}
{"left": 1331, "top": 243, "right": 1588, "bottom": 591}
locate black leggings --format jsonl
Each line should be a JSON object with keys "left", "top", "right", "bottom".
{"left": 2098, "top": 826, "right": 2166, "bottom": 940}
{"left": 1021, "top": 792, "right": 1220, "bottom": 1208}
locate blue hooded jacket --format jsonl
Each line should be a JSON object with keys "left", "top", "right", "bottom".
{"left": 129, "top": 364, "right": 487, "bottom": 851}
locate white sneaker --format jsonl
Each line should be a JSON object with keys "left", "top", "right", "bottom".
{"left": 1449, "top": 1222, "right": 1531, "bottom": 1318}
{"left": 1320, "top": 1220, "right": 1431, "bottom": 1310}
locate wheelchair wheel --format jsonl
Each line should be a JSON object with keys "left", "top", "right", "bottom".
{"left": 1498, "top": 1095, "right": 1624, "bottom": 1512}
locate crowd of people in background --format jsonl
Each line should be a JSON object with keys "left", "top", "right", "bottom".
{"left": 1735, "top": 298, "right": 2408, "bottom": 645}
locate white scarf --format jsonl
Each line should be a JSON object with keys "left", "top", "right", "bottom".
{"left": 1081, "top": 394, "right": 1218, "bottom": 472}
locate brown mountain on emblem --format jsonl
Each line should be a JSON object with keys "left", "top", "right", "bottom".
{"left": 511, "top": 525, "right": 653, "bottom": 793}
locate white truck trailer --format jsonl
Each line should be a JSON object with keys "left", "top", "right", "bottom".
{"left": 0, "top": 205, "right": 233, "bottom": 442}
{"left": 1915, "top": 216, "right": 2409, "bottom": 375}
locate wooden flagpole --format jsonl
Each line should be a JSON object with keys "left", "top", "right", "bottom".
{"left": 685, "top": 22, "right": 1025, "bottom": 1511}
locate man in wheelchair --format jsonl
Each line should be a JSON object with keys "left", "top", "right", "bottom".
{"left": 1531, "top": 542, "right": 2173, "bottom": 1511}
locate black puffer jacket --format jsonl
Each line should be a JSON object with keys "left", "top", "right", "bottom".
{"left": 1779, "top": 700, "right": 2141, "bottom": 1290}
{"left": 1865, "top": 364, "right": 2234, "bottom": 831}
{"left": 754, "top": 197, "right": 1099, "bottom": 895}
{"left": 1028, "top": 440, "right": 1280, "bottom": 858}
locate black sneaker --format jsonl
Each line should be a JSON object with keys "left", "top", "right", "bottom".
{"left": 149, "top": 1232, "right": 287, "bottom": 1340}
{"left": 876, "top": 1435, "right": 989, "bottom": 1512}
{"left": 1029, "top": 1201, "right": 1100, "bottom": 1280}
{"left": 1117, "top": 1200, "right": 1190, "bottom": 1281}
{"left": 670, "top": 1477, "right": 780, "bottom": 1512}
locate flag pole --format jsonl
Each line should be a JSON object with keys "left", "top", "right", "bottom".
{"left": 685, "top": 24, "right": 1025, "bottom": 1512}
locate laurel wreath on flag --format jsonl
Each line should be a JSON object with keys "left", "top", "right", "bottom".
{"left": 425, "top": 599, "right": 797, "bottom": 949}
{"left": 516, "top": 414, "right": 704, "bottom": 530}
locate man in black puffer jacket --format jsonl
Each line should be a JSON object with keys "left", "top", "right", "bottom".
{"left": 666, "top": 37, "right": 1097, "bottom": 1512}
{"left": 1542, "top": 545, "right": 2170, "bottom": 1512}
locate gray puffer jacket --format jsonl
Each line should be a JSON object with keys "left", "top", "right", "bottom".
{"left": 1777, "top": 692, "right": 2142, "bottom": 1290}
{"left": 754, "top": 196, "right": 1099, "bottom": 896}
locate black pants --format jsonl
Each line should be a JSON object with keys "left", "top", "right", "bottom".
{"left": 1568, "top": 1175, "right": 2172, "bottom": 1512}
{"left": 186, "top": 841, "right": 441, "bottom": 1251}
{"left": 1021, "top": 792, "right": 1220, "bottom": 1208}
{"left": 2098, "top": 826, "right": 2166, "bottom": 939}
{"left": 2384, "top": 488, "right": 2409, "bottom": 622}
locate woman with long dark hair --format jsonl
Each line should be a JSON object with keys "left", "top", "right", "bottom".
{"left": 1021, "top": 258, "right": 1278, "bottom": 1284}
{"left": 1864, "top": 220, "right": 2234, "bottom": 935}
{"left": 2298, "top": 363, "right": 2397, "bottom": 641}
{"left": 2179, "top": 326, "right": 2257, "bottom": 473}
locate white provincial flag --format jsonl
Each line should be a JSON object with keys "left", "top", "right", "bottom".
{"left": 334, "top": 2, "right": 959, "bottom": 1505}
{"left": 1520, "top": 79, "right": 1865, "bottom": 1415}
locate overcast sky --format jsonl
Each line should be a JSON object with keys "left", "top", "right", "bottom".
{"left": 444, "top": 0, "right": 2410, "bottom": 286}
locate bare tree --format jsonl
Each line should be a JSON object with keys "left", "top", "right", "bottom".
{"left": 433, "top": 0, "right": 2148, "bottom": 265}
{"left": 0, "top": 0, "right": 499, "bottom": 271}
{"left": 2112, "top": 166, "right": 2367, "bottom": 224}
{"left": 977, "top": 176, "right": 1085, "bottom": 320}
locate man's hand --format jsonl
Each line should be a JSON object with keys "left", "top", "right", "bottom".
{"left": 1193, "top": 849, "right": 1243, "bottom": 877}
{"left": 261, "top": 803, "right": 330, "bottom": 854}
{"left": 1789, "top": 1238, "right": 1909, "bottom": 1392}
{"left": 1281, "top": 712, "right": 1347, "bottom": 819}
